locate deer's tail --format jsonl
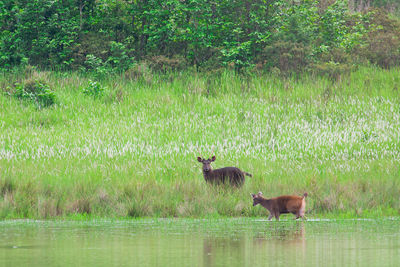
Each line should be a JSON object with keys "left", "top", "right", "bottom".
{"left": 244, "top": 172, "right": 252, "bottom": 177}
{"left": 302, "top": 192, "right": 308, "bottom": 198}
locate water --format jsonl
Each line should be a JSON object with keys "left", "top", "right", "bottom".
{"left": 1, "top": 218, "right": 399, "bottom": 267}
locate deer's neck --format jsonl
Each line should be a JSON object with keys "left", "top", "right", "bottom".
{"left": 203, "top": 170, "right": 214, "bottom": 180}
{"left": 260, "top": 198, "right": 271, "bottom": 210}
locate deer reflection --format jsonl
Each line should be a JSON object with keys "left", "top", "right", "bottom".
{"left": 256, "top": 221, "right": 305, "bottom": 241}
{"left": 202, "top": 223, "right": 306, "bottom": 266}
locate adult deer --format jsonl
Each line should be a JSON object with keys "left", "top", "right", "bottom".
{"left": 197, "top": 156, "right": 252, "bottom": 187}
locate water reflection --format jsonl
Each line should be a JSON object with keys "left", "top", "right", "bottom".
{"left": 203, "top": 235, "right": 246, "bottom": 266}
{"left": 251, "top": 222, "right": 307, "bottom": 266}
{"left": 254, "top": 221, "right": 305, "bottom": 241}
{"left": 202, "top": 222, "right": 306, "bottom": 266}
{"left": 1, "top": 219, "right": 400, "bottom": 267}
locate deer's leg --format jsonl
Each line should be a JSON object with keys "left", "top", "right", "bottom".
{"left": 268, "top": 213, "right": 273, "bottom": 220}
{"left": 275, "top": 213, "right": 280, "bottom": 221}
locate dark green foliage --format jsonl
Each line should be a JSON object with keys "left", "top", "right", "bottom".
{"left": 71, "top": 32, "right": 110, "bottom": 69}
{"left": 312, "top": 47, "right": 358, "bottom": 80}
{"left": 360, "top": 8, "right": 400, "bottom": 68}
{"left": 14, "top": 79, "right": 56, "bottom": 108}
{"left": 0, "top": 0, "right": 79, "bottom": 69}
{"left": 147, "top": 55, "right": 188, "bottom": 72}
{"left": 0, "top": 0, "right": 400, "bottom": 73}
{"left": 106, "top": 41, "right": 134, "bottom": 72}
{"left": 260, "top": 41, "right": 312, "bottom": 72}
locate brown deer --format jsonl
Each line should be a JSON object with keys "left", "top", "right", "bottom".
{"left": 251, "top": 192, "right": 307, "bottom": 221}
{"left": 197, "top": 156, "right": 252, "bottom": 187}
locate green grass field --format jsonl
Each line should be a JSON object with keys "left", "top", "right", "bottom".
{"left": 1, "top": 66, "right": 399, "bottom": 219}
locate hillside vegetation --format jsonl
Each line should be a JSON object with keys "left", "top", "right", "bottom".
{"left": 1, "top": 0, "right": 400, "bottom": 73}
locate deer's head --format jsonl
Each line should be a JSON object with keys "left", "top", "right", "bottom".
{"left": 197, "top": 156, "right": 216, "bottom": 173}
{"left": 251, "top": 192, "right": 264, "bottom": 206}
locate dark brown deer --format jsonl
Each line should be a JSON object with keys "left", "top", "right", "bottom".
{"left": 197, "top": 156, "right": 252, "bottom": 187}
{"left": 251, "top": 192, "right": 307, "bottom": 221}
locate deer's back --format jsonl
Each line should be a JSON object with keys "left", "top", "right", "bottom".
{"left": 213, "top": 167, "right": 245, "bottom": 186}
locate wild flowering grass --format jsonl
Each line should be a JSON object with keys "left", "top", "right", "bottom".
{"left": 0, "top": 67, "right": 399, "bottom": 218}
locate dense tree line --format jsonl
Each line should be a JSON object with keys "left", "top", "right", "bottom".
{"left": 0, "top": 0, "right": 399, "bottom": 73}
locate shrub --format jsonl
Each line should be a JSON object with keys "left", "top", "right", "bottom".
{"left": 82, "top": 79, "right": 104, "bottom": 98}
{"left": 319, "top": 47, "right": 354, "bottom": 64}
{"left": 106, "top": 41, "right": 134, "bottom": 72}
{"left": 124, "top": 62, "right": 153, "bottom": 83}
{"left": 312, "top": 47, "right": 358, "bottom": 81}
{"left": 81, "top": 42, "right": 134, "bottom": 75}
{"left": 71, "top": 33, "right": 111, "bottom": 69}
{"left": 360, "top": 8, "right": 400, "bottom": 68}
{"left": 14, "top": 79, "right": 56, "bottom": 108}
{"left": 83, "top": 54, "right": 109, "bottom": 77}
{"left": 195, "top": 48, "right": 224, "bottom": 72}
{"left": 260, "top": 41, "right": 311, "bottom": 73}
{"left": 147, "top": 55, "right": 188, "bottom": 72}
{"left": 220, "top": 41, "right": 253, "bottom": 71}
{"left": 312, "top": 61, "right": 355, "bottom": 81}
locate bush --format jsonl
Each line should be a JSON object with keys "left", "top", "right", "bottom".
{"left": 71, "top": 33, "right": 111, "bottom": 69}
{"left": 14, "top": 79, "right": 56, "bottom": 108}
{"left": 319, "top": 47, "right": 354, "bottom": 64}
{"left": 260, "top": 41, "right": 311, "bottom": 73}
{"left": 220, "top": 41, "right": 253, "bottom": 71}
{"left": 193, "top": 48, "right": 223, "bottom": 72}
{"left": 82, "top": 80, "right": 104, "bottom": 98}
{"left": 147, "top": 55, "right": 188, "bottom": 72}
{"left": 360, "top": 8, "right": 400, "bottom": 68}
{"left": 312, "top": 61, "right": 355, "bottom": 81}
{"left": 311, "top": 47, "right": 358, "bottom": 81}
{"left": 124, "top": 62, "right": 153, "bottom": 83}
{"left": 106, "top": 41, "right": 134, "bottom": 72}
{"left": 80, "top": 41, "right": 134, "bottom": 75}
{"left": 83, "top": 54, "right": 109, "bottom": 77}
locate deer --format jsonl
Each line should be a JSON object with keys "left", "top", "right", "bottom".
{"left": 251, "top": 192, "right": 308, "bottom": 221}
{"left": 197, "top": 156, "right": 252, "bottom": 187}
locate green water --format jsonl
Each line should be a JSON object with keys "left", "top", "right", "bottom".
{"left": 1, "top": 218, "right": 399, "bottom": 266}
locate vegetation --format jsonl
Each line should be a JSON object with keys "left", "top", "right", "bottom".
{"left": 1, "top": 0, "right": 400, "bottom": 73}
{"left": 1, "top": 0, "right": 399, "bottom": 219}
{"left": 0, "top": 67, "right": 399, "bottom": 219}
{"left": 12, "top": 79, "right": 56, "bottom": 108}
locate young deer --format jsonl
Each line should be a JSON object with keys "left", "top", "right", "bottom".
{"left": 197, "top": 156, "right": 252, "bottom": 187}
{"left": 251, "top": 192, "right": 308, "bottom": 221}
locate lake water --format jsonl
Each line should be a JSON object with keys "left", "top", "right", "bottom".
{"left": 1, "top": 218, "right": 399, "bottom": 266}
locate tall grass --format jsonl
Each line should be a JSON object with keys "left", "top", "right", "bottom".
{"left": 0, "top": 67, "right": 399, "bottom": 218}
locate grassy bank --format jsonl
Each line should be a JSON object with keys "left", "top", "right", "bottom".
{"left": 1, "top": 67, "right": 400, "bottom": 219}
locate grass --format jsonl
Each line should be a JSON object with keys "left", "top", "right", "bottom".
{"left": 0, "top": 66, "right": 400, "bottom": 219}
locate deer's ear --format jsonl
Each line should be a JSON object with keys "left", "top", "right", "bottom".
{"left": 258, "top": 191, "right": 263, "bottom": 196}
{"left": 197, "top": 157, "right": 203, "bottom": 162}
{"left": 251, "top": 193, "right": 255, "bottom": 198}
{"left": 211, "top": 156, "right": 216, "bottom": 161}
